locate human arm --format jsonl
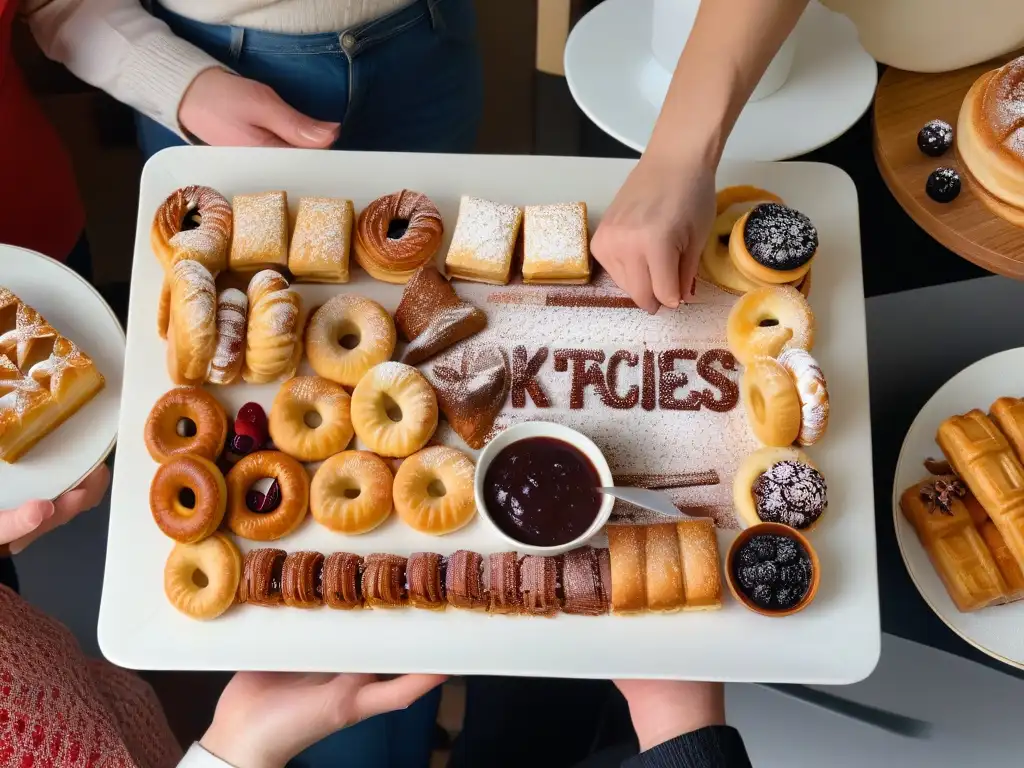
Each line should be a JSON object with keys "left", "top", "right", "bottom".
{"left": 617, "top": 681, "right": 752, "bottom": 768}
{"left": 591, "top": 0, "right": 809, "bottom": 313}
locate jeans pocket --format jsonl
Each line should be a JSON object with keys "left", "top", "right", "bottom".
{"left": 430, "top": 0, "right": 479, "bottom": 46}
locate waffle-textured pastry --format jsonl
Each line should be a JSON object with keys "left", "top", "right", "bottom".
{"left": 520, "top": 555, "right": 561, "bottom": 617}
{"left": 361, "top": 553, "right": 408, "bottom": 608}
{"left": 237, "top": 548, "right": 286, "bottom": 607}
{"left": 288, "top": 196, "right": 354, "bottom": 283}
{"left": 167, "top": 260, "right": 217, "bottom": 385}
{"left": 407, "top": 552, "right": 446, "bottom": 610}
{"left": 677, "top": 518, "right": 723, "bottom": 610}
{"left": 990, "top": 396, "right": 1024, "bottom": 464}
{"left": 394, "top": 264, "right": 487, "bottom": 365}
{"left": 242, "top": 270, "right": 303, "bottom": 384}
{"left": 0, "top": 288, "right": 105, "bottom": 463}
{"left": 522, "top": 202, "right": 590, "bottom": 285}
{"left": 354, "top": 190, "right": 443, "bottom": 283}
{"left": 322, "top": 552, "right": 364, "bottom": 609}
{"left": 445, "top": 549, "right": 487, "bottom": 610}
{"left": 900, "top": 478, "right": 1009, "bottom": 612}
{"left": 230, "top": 191, "right": 289, "bottom": 271}
{"left": 151, "top": 185, "right": 232, "bottom": 274}
{"left": 979, "top": 518, "right": 1024, "bottom": 599}
{"left": 485, "top": 551, "right": 521, "bottom": 614}
{"left": 645, "top": 524, "right": 685, "bottom": 613}
{"left": 281, "top": 551, "right": 325, "bottom": 608}
{"left": 207, "top": 288, "right": 247, "bottom": 385}
{"left": 561, "top": 546, "right": 611, "bottom": 616}
{"left": 430, "top": 346, "right": 509, "bottom": 450}
{"left": 444, "top": 196, "right": 523, "bottom": 285}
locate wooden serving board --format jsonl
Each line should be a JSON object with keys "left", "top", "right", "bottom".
{"left": 873, "top": 52, "right": 1024, "bottom": 278}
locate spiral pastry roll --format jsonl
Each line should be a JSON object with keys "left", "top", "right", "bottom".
{"left": 445, "top": 550, "right": 486, "bottom": 610}
{"left": 322, "top": 552, "right": 364, "bottom": 610}
{"left": 361, "top": 554, "right": 408, "bottom": 608}
{"left": 520, "top": 555, "right": 561, "bottom": 617}
{"left": 282, "top": 550, "right": 326, "bottom": 608}
{"left": 237, "top": 548, "right": 286, "bottom": 607}
{"left": 407, "top": 552, "right": 446, "bottom": 610}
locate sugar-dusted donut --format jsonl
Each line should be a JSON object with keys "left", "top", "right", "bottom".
{"left": 777, "top": 348, "right": 830, "bottom": 447}
{"left": 305, "top": 294, "right": 396, "bottom": 387}
{"left": 726, "top": 285, "right": 815, "bottom": 366}
{"left": 164, "top": 532, "right": 242, "bottom": 620}
{"left": 353, "top": 190, "right": 443, "bottom": 283}
{"left": 350, "top": 362, "right": 438, "bottom": 458}
{"left": 144, "top": 386, "right": 228, "bottom": 463}
{"left": 310, "top": 450, "right": 393, "bottom": 534}
{"left": 268, "top": 376, "right": 354, "bottom": 462}
{"left": 741, "top": 357, "right": 801, "bottom": 447}
{"left": 150, "top": 454, "right": 227, "bottom": 543}
{"left": 226, "top": 450, "right": 309, "bottom": 541}
{"left": 393, "top": 445, "right": 476, "bottom": 535}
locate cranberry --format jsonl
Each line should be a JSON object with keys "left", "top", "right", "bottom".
{"left": 245, "top": 481, "right": 281, "bottom": 514}
{"left": 230, "top": 433, "right": 257, "bottom": 456}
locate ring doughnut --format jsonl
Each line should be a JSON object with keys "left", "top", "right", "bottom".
{"left": 145, "top": 386, "right": 228, "bottom": 463}
{"left": 733, "top": 446, "right": 826, "bottom": 531}
{"left": 226, "top": 450, "right": 310, "bottom": 541}
{"left": 726, "top": 285, "right": 815, "bottom": 366}
{"left": 164, "top": 532, "right": 242, "bottom": 620}
{"left": 741, "top": 357, "right": 801, "bottom": 447}
{"left": 150, "top": 454, "right": 228, "bottom": 542}
{"left": 269, "top": 376, "right": 354, "bottom": 462}
{"left": 353, "top": 190, "right": 444, "bottom": 283}
{"left": 305, "top": 295, "right": 396, "bottom": 387}
{"left": 729, "top": 203, "right": 818, "bottom": 285}
{"left": 151, "top": 185, "right": 232, "bottom": 275}
{"left": 310, "top": 451, "right": 393, "bottom": 534}
{"left": 351, "top": 362, "right": 438, "bottom": 458}
{"left": 393, "top": 445, "right": 476, "bottom": 535}
{"left": 777, "top": 349, "right": 830, "bottom": 446}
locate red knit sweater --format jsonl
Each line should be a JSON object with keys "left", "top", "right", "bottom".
{"left": 0, "top": 0, "right": 84, "bottom": 261}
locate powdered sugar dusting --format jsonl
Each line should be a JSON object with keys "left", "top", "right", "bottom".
{"left": 247, "top": 269, "right": 289, "bottom": 304}
{"left": 743, "top": 203, "right": 818, "bottom": 269}
{"left": 171, "top": 260, "right": 216, "bottom": 335}
{"left": 777, "top": 348, "right": 829, "bottom": 445}
{"left": 988, "top": 55, "right": 1024, "bottom": 157}
{"left": 290, "top": 197, "right": 353, "bottom": 272}
{"left": 371, "top": 361, "right": 420, "bottom": 389}
{"left": 447, "top": 196, "right": 522, "bottom": 265}
{"left": 313, "top": 294, "right": 393, "bottom": 341}
{"left": 231, "top": 191, "right": 288, "bottom": 264}
{"left": 523, "top": 203, "right": 588, "bottom": 270}
{"left": 208, "top": 289, "right": 247, "bottom": 385}
{"left": 414, "top": 445, "right": 474, "bottom": 478}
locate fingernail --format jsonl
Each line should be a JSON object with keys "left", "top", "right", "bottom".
{"left": 300, "top": 123, "right": 339, "bottom": 141}
{"left": 39, "top": 500, "right": 55, "bottom": 519}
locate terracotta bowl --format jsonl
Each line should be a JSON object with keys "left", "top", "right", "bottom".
{"left": 726, "top": 522, "right": 820, "bottom": 617}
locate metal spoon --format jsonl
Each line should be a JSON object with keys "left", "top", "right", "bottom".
{"left": 597, "top": 486, "right": 694, "bottom": 520}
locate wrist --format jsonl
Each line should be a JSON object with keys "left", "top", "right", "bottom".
{"left": 200, "top": 722, "right": 277, "bottom": 768}
{"left": 624, "top": 686, "right": 726, "bottom": 752}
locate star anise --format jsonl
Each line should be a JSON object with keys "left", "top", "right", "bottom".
{"left": 920, "top": 477, "right": 966, "bottom": 515}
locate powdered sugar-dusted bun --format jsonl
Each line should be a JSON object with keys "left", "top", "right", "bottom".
{"left": 167, "top": 259, "right": 217, "bottom": 385}
{"left": 242, "top": 270, "right": 303, "bottom": 384}
{"left": 777, "top": 348, "right": 829, "bottom": 446}
{"left": 151, "top": 185, "right": 232, "bottom": 274}
{"left": 207, "top": 288, "right": 248, "bottom": 385}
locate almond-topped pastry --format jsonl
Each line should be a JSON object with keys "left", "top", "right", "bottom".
{"left": 322, "top": 552, "right": 364, "bottom": 609}
{"left": 288, "top": 196, "right": 354, "bottom": 283}
{"left": 407, "top": 552, "right": 446, "bottom": 610}
{"left": 520, "top": 555, "right": 561, "bottom": 617}
{"left": 230, "top": 191, "right": 289, "bottom": 272}
{"left": 486, "top": 551, "right": 521, "bottom": 614}
{"left": 394, "top": 264, "right": 487, "bottom": 365}
{"left": 445, "top": 550, "right": 486, "bottom": 610}
{"left": 361, "top": 553, "right": 408, "bottom": 608}
{"left": 444, "top": 196, "right": 523, "bottom": 284}
{"left": 431, "top": 346, "right": 509, "bottom": 449}
{"left": 522, "top": 202, "right": 590, "bottom": 285}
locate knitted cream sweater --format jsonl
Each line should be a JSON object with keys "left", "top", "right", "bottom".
{"left": 22, "top": 0, "right": 411, "bottom": 132}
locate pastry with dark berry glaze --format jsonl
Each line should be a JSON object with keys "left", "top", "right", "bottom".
{"left": 728, "top": 202, "right": 818, "bottom": 286}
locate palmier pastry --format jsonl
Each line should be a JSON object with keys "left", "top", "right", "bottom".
{"left": 444, "top": 196, "right": 522, "bottom": 284}
{"left": 151, "top": 185, "right": 231, "bottom": 274}
{"left": 242, "top": 270, "right": 303, "bottom": 384}
{"left": 269, "top": 376, "right": 353, "bottom": 462}
{"left": 237, "top": 548, "right": 286, "bottom": 607}
{"left": 354, "top": 190, "right": 443, "bottom": 283}
{"left": 164, "top": 532, "right": 242, "bottom": 620}
{"left": 522, "top": 202, "right": 591, "bottom": 285}
{"left": 361, "top": 553, "right": 408, "bottom": 608}
{"left": 561, "top": 546, "right": 611, "bottom": 616}
{"left": 226, "top": 450, "right": 309, "bottom": 541}
{"left": 407, "top": 552, "right": 446, "bottom": 610}
{"left": 519, "top": 555, "right": 561, "bottom": 617}
{"left": 430, "top": 347, "right": 509, "bottom": 450}
{"left": 726, "top": 285, "right": 815, "bottom": 366}
{"left": 392, "top": 446, "right": 476, "bottom": 535}
{"left": 207, "top": 289, "right": 247, "bottom": 385}
{"left": 394, "top": 264, "right": 487, "bottom": 365}
{"left": 310, "top": 451, "right": 393, "bottom": 534}
{"left": 777, "top": 348, "right": 829, "bottom": 446}
{"left": 150, "top": 454, "right": 227, "bottom": 543}
{"left": 729, "top": 203, "right": 818, "bottom": 285}
{"left": 281, "top": 551, "right": 325, "bottom": 608}
{"left": 305, "top": 294, "right": 396, "bottom": 387}
{"left": 485, "top": 551, "right": 521, "bottom": 614}
{"left": 144, "top": 386, "right": 228, "bottom": 463}
{"left": 957, "top": 55, "right": 1024, "bottom": 226}
{"left": 350, "top": 362, "right": 438, "bottom": 458}
{"left": 322, "top": 552, "right": 365, "bottom": 609}
{"left": 167, "top": 260, "right": 217, "bottom": 385}
{"left": 741, "top": 356, "right": 801, "bottom": 447}
{"left": 288, "top": 196, "right": 354, "bottom": 283}
{"left": 733, "top": 446, "right": 826, "bottom": 531}
{"left": 445, "top": 550, "right": 486, "bottom": 610}
{"left": 229, "top": 191, "right": 289, "bottom": 272}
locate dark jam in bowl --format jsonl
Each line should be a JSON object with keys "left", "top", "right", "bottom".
{"left": 483, "top": 436, "right": 602, "bottom": 547}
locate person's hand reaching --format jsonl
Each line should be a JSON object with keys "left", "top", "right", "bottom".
{"left": 200, "top": 672, "right": 447, "bottom": 768}
{"left": 179, "top": 69, "right": 341, "bottom": 149}
{"left": 591, "top": 146, "right": 715, "bottom": 313}
{"left": 615, "top": 679, "right": 726, "bottom": 752}
{"left": 0, "top": 464, "right": 110, "bottom": 556}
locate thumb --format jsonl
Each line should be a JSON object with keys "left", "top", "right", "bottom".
{"left": 0, "top": 500, "right": 55, "bottom": 547}
{"left": 352, "top": 674, "right": 447, "bottom": 721}
{"left": 253, "top": 91, "right": 339, "bottom": 149}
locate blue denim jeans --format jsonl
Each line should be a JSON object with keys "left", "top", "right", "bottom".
{"left": 137, "top": 0, "right": 483, "bottom": 159}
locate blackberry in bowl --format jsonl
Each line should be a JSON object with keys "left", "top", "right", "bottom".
{"left": 726, "top": 523, "right": 819, "bottom": 617}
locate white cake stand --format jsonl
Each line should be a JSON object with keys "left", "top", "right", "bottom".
{"left": 564, "top": 0, "right": 878, "bottom": 161}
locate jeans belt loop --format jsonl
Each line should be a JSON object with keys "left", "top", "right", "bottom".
{"left": 228, "top": 26, "right": 245, "bottom": 61}
{"left": 427, "top": 0, "right": 445, "bottom": 32}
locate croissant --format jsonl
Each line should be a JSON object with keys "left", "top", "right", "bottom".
{"left": 167, "top": 260, "right": 217, "bottom": 385}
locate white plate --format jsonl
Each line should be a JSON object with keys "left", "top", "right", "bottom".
{"left": 564, "top": 0, "right": 878, "bottom": 161}
{"left": 893, "top": 348, "right": 1024, "bottom": 670}
{"left": 100, "top": 147, "right": 879, "bottom": 682}
{"left": 0, "top": 245, "right": 124, "bottom": 508}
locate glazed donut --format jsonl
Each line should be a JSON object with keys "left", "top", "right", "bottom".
{"left": 207, "top": 288, "right": 248, "bottom": 386}
{"left": 145, "top": 386, "right": 228, "bottom": 463}
{"left": 167, "top": 259, "right": 217, "bottom": 385}
{"left": 150, "top": 454, "right": 227, "bottom": 542}
{"left": 226, "top": 450, "right": 310, "bottom": 541}
{"left": 741, "top": 357, "right": 801, "bottom": 447}
{"left": 282, "top": 551, "right": 326, "bottom": 608}
{"left": 350, "top": 362, "right": 438, "bottom": 458}
{"left": 164, "top": 532, "right": 242, "bottom": 620}
{"left": 305, "top": 294, "right": 396, "bottom": 387}
{"left": 729, "top": 203, "right": 818, "bottom": 285}
{"left": 733, "top": 446, "right": 826, "bottom": 531}
{"left": 726, "top": 285, "right": 815, "bottom": 366}
{"left": 777, "top": 348, "right": 830, "bottom": 446}
{"left": 310, "top": 450, "right": 393, "bottom": 534}
{"left": 393, "top": 445, "right": 476, "bottom": 535}
{"left": 268, "top": 376, "right": 354, "bottom": 462}
{"left": 237, "top": 548, "right": 286, "bottom": 606}
{"left": 699, "top": 186, "right": 783, "bottom": 295}
{"left": 151, "top": 185, "right": 232, "bottom": 275}
{"left": 353, "top": 190, "right": 444, "bottom": 283}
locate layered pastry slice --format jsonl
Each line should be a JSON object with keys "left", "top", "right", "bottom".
{"left": 522, "top": 202, "right": 591, "bottom": 284}
{"left": 444, "top": 196, "right": 523, "bottom": 284}
{"left": 288, "top": 196, "right": 354, "bottom": 283}
{"left": 394, "top": 264, "right": 486, "bottom": 365}
{"left": 230, "top": 191, "right": 289, "bottom": 272}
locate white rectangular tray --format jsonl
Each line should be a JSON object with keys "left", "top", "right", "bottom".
{"left": 100, "top": 147, "right": 879, "bottom": 682}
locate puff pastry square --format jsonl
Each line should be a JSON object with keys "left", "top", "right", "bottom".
{"left": 444, "top": 196, "right": 523, "bottom": 284}
{"left": 522, "top": 202, "right": 590, "bottom": 284}
{"left": 288, "top": 196, "right": 354, "bottom": 283}
{"left": 230, "top": 191, "right": 289, "bottom": 271}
